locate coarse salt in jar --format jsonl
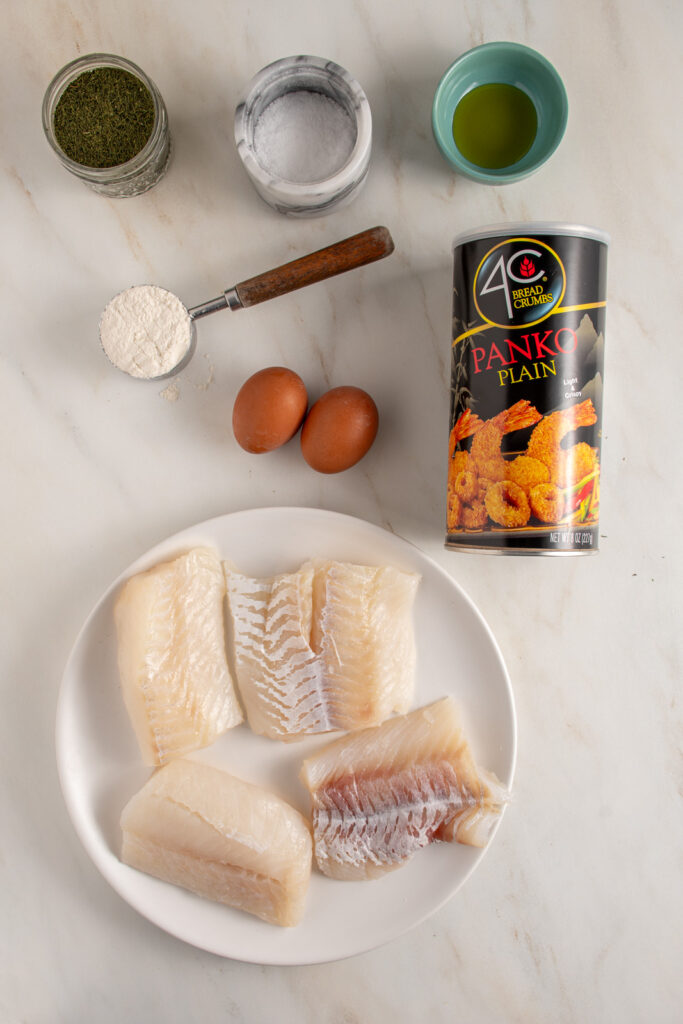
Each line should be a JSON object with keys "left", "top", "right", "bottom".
{"left": 234, "top": 55, "right": 372, "bottom": 217}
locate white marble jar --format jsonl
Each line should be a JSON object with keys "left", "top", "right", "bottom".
{"left": 234, "top": 55, "right": 372, "bottom": 216}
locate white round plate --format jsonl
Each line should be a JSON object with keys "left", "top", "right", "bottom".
{"left": 56, "top": 507, "right": 516, "bottom": 964}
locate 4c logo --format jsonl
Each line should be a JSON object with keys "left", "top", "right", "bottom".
{"left": 474, "top": 237, "right": 566, "bottom": 327}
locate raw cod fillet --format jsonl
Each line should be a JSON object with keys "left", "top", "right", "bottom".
{"left": 224, "top": 559, "right": 420, "bottom": 741}
{"left": 120, "top": 758, "right": 312, "bottom": 926}
{"left": 310, "top": 560, "right": 419, "bottom": 728}
{"left": 115, "top": 547, "right": 243, "bottom": 766}
{"left": 300, "top": 697, "right": 508, "bottom": 880}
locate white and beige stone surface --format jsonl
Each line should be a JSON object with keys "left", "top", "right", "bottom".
{"left": 1, "top": 0, "right": 681, "bottom": 1021}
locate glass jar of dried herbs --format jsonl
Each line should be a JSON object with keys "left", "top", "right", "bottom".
{"left": 42, "top": 54, "right": 171, "bottom": 197}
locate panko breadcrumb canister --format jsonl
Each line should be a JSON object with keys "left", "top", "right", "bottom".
{"left": 446, "top": 223, "right": 608, "bottom": 555}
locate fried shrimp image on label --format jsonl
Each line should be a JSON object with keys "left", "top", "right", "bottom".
{"left": 505, "top": 455, "right": 550, "bottom": 495}
{"left": 453, "top": 469, "right": 477, "bottom": 503}
{"left": 448, "top": 399, "right": 601, "bottom": 537}
{"left": 470, "top": 400, "right": 542, "bottom": 481}
{"left": 447, "top": 491, "right": 462, "bottom": 531}
{"left": 449, "top": 409, "right": 483, "bottom": 457}
{"left": 461, "top": 500, "right": 488, "bottom": 529}
{"left": 451, "top": 450, "right": 469, "bottom": 477}
{"left": 447, "top": 450, "right": 470, "bottom": 529}
{"left": 553, "top": 441, "right": 598, "bottom": 488}
{"left": 526, "top": 399, "right": 597, "bottom": 480}
{"left": 476, "top": 476, "right": 495, "bottom": 500}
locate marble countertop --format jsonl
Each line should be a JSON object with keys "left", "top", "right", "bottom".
{"left": 2, "top": 0, "right": 681, "bottom": 1020}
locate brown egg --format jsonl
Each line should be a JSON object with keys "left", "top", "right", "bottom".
{"left": 232, "top": 367, "right": 308, "bottom": 453}
{"left": 301, "top": 386, "right": 379, "bottom": 473}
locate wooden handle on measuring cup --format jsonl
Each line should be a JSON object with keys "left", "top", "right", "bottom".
{"left": 233, "top": 226, "right": 395, "bottom": 309}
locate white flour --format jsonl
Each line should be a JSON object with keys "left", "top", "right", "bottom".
{"left": 159, "top": 381, "right": 181, "bottom": 402}
{"left": 99, "top": 284, "right": 192, "bottom": 379}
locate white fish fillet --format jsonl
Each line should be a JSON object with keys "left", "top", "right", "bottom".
{"left": 300, "top": 697, "right": 508, "bottom": 880}
{"left": 115, "top": 547, "right": 243, "bottom": 766}
{"left": 224, "top": 559, "right": 419, "bottom": 741}
{"left": 310, "top": 560, "right": 419, "bottom": 729}
{"left": 120, "top": 759, "right": 312, "bottom": 926}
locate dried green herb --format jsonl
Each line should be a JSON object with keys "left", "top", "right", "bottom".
{"left": 53, "top": 67, "right": 155, "bottom": 168}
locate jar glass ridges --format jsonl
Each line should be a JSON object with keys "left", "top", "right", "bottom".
{"left": 42, "top": 53, "right": 172, "bottom": 198}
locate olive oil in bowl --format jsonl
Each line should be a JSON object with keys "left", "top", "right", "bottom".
{"left": 452, "top": 83, "right": 537, "bottom": 170}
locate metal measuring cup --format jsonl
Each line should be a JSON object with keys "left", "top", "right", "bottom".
{"left": 99, "top": 226, "right": 394, "bottom": 380}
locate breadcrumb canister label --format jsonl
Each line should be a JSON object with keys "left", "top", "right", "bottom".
{"left": 446, "top": 223, "right": 609, "bottom": 555}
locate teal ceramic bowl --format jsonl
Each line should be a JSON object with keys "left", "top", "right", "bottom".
{"left": 432, "top": 42, "right": 568, "bottom": 184}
